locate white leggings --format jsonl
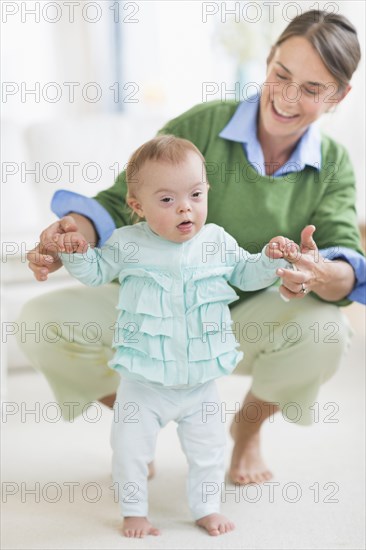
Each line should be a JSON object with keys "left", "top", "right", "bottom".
{"left": 110, "top": 378, "right": 226, "bottom": 520}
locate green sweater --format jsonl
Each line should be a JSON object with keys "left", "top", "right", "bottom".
{"left": 95, "top": 100, "right": 363, "bottom": 306}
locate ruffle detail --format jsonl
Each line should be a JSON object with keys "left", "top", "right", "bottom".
{"left": 112, "top": 320, "right": 238, "bottom": 362}
{"left": 111, "top": 265, "right": 242, "bottom": 386}
{"left": 188, "top": 329, "right": 238, "bottom": 361}
{"left": 117, "top": 268, "right": 173, "bottom": 318}
{"left": 109, "top": 348, "right": 243, "bottom": 386}
{"left": 184, "top": 267, "right": 238, "bottom": 313}
{"left": 119, "top": 267, "right": 172, "bottom": 290}
{"left": 185, "top": 349, "right": 243, "bottom": 385}
{"left": 109, "top": 348, "right": 176, "bottom": 385}
{"left": 186, "top": 302, "right": 233, "bottom": 337}
{"left": 115, "top": 310, "right": 173, "bottom": 338}
{"left": 186, "top": 266, "right": 234, "bottom": 282}
{"left": 112, "top": 327, "right": 177, "bottom": 361}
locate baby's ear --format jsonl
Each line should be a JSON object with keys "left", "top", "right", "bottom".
{"left": 126, "top": 196, "right": 144, "bottom": 218}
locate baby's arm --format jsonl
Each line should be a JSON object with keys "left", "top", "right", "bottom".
{"left": 54, "top": 230, "right": 123, "bottom": 286}
{"left": 225, "top": 232, "right": 298, "bottom": 291}
{"left": 53, "top": 231, "right": 88, "bottom": 254}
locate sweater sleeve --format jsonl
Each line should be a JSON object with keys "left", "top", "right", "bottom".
{"left": 309, "top": 141, "right": 365, "bottom": 306}
{"left": 311, "top": 142, "right": 363, "bottom": 254}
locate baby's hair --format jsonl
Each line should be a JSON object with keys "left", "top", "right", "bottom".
{"left": 126, "top": 134, "right": 207, "bottom": 202}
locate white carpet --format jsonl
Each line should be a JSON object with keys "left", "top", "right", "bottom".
{"left": 1, "top": 304, "right": 365, "bottom": 549}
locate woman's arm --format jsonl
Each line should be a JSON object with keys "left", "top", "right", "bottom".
{"left": 66, "top": 213, "right": 98, "bottom": 246}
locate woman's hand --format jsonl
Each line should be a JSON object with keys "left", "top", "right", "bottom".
{"left": 276, "top": 225, "right": 356, "bottom": 301}
{"left": 27, "top": 213, "right": 98, "bottom": 281}
{"left": 27, "top": 215, "right": 79, "bottom": 281}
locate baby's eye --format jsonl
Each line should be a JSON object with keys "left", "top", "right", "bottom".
{"left": 192, "top": 191, "right": 203, "bottom": 198}
{"left": 160, "top": 197, "right": 173, "bottom": 203}
{"left": 276, "top": 73, "right": 287, "bottom": 80}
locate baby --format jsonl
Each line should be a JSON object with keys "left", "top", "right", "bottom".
{"left": 55, "top": 135, "right": 298, "bottom": 537}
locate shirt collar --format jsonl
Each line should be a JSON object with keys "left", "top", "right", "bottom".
{"left": 219, "top": 95, "right": 322, "bottom": 176}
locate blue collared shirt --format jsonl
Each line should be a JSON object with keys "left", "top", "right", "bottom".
{"left": 51, "top": 190, "right": 116, "bottom": 247}
{"left": 51, "top": 100, "right": 365, "bottom": 304}
{"left": 219, "top": 94, "right": 322, "bottom": 177}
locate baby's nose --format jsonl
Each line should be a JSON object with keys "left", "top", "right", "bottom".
{"left": 178, "top": 202, "right": 191, "bottom": 212}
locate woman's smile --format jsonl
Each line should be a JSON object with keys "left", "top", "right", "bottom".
{"left": 271, "top": 99, "right": 299, "bottom": 120}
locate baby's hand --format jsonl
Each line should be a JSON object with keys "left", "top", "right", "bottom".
{"left": 266, "top": 236, "right": 300, "bottom": 262}
{"left": 53, "top": 231, "right": 88, "bottom": 254}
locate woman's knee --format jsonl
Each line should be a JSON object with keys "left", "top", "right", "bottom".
{"left": 275, "top": 301, "right": 353, "bottom": 383}
{"left": 15, "top": 292, "right": 61, "bottom": 356}
{"left": 300, "top": 304, "right": 353, "bottom": 381}
{"left": 15, "top": 288, "right": 92, "bottom": 364}
{"left": 233, "top": 293, "right": 353, "bottom": 380}
{"left": 297, "top": 301, "right": 351, "bottom": 350}
{"left": 16, "top": 285, "right": 117, "bottom": 371}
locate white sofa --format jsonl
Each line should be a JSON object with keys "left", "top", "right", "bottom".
{"left": 1, "top": 113, "right": 166, "bottom": 374}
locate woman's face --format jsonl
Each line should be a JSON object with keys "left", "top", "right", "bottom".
{"left": 259, "top": 36, "right": 349, "bottom": 141}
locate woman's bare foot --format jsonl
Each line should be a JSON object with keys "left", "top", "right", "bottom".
{"left": 196, "top": 513, "right": 235, "bottom": 536}
{"left": 229, "top": 390, "right": 279, "bottom": 485}
{"left": 147, "top": 461, "right": 155, "bottom": 480}
{"left": 99, "top": 393, "right": 116, "bottom": 409}
{"left": 122, "top": 516, "right": 160, "bottom": 538}
{"left": 229, "top": 431, "right": 273, "bottom": 484}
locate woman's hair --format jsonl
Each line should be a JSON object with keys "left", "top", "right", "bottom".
{"left": 126, "top": 134, "right": 206, "bottom": 200}
{"left": 268, "top": 10, "right": 361, "bottom": 91}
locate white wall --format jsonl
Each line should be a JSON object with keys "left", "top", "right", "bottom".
{"left": 1, "top": 0, "right": 365, "bottom": 220}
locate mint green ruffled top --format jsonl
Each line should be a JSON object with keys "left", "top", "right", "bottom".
{"left": 61, "top": 222, "right": 288, "bottom": 387}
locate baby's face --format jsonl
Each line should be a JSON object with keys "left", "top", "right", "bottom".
{"left": 129, "top": 151, "right": 208, "bottom": 243}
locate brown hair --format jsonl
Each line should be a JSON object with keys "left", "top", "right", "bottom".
{"left": 126, "top": 134, "right": 206, "bottom": 200}
{"left": 268, "top": 10, "right": 361, "bottom": 92}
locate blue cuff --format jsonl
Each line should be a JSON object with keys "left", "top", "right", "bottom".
{"left": 51, "top": 190, "right": 116, "bottom": 246}
{"left": 320, "top": 247, "right": 366, "bottom": 305}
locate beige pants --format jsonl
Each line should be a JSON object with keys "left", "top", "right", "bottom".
{"left": 16, "top": 284, "right": 352, "bottom": 424}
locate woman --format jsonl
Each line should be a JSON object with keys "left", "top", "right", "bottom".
{"left": 20, "top": 10, "right": 365, "bottom": 486}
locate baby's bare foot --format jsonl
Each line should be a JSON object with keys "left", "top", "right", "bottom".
{"left": 122, "top": 516, "right": 160, "bottom": 538}
{"left": 196, "top": 513, "right": 235, "bottom": 536}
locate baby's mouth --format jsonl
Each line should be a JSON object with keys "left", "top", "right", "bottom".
{"left": 177, "top": 220, "right": 193, "bottom": 232}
